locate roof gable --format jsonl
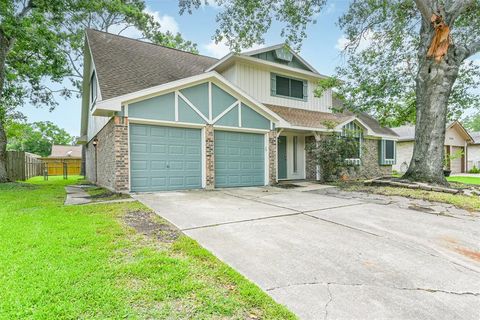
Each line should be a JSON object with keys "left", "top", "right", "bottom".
{"left": 243, "top": 44, "right": 318, "bottom": 73}
{"left": 86, "top": 29, "right": 218, "bottom": 101}
{"left": 49, "top": 145, "right": 82, "bottom": 158}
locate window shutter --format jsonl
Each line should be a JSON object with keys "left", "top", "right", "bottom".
{"left": 378, "top": 140, "right": 384, "bottom": 165}
{"left": 271, "top": 74, "right": 276, "bottom": 96}
{"left": 303, "top": 81, "right": 308, "bottom": 101}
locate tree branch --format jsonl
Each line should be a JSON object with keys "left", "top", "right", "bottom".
{"left": 413, "top": 0, "right": 433, "bottom": 21}
{"left": 16, "top": 0, "right": 35, "bottom": 19}
{"left": 466, "top": 40, "right": 480, "bottom": 57}
{"left": 445, "top": 0, "right": 473, "bottom": 25}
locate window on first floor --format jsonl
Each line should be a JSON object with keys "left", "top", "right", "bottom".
{"left": 385, "top": 140, "right": 395, "bottom": 160}
{"left": 342, "top": 121, "right": 363, "bottom": 162}
{"left": 379, "top": 139, "right": 396, "bottom": 165}
{"left": 271, "top": 73, "right": 307, "bottom": 100}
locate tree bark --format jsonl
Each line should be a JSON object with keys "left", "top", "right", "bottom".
{"left": 403, "top": 21, "right": 461, "bottom": 185}
{"left": 0, "top": 31, "right": 12, "bottom": 182}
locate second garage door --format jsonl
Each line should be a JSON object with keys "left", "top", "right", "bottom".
{"left": 130, "top": 124, "right": 202, "bottom": 192}
{"left": 214, "top": 131, "right": 265, "bottom": 187}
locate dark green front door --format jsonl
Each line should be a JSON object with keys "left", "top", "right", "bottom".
{"left": 277, "top": 136, "right": 287, "bottom": 179}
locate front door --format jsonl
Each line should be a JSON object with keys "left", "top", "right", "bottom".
{"left": 277, "top": 136, "right": 287, "bottom": 179}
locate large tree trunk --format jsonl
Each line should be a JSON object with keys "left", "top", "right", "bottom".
{"left": 0, "top": 32, "right": 11, "bottom": 182}
{"left": 403, "top": 22, "right": 461, "bottom": 185}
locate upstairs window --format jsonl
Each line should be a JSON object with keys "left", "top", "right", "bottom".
{"left": 90, "top": 71, "right": 97, "bottom": 105}
{"left": 271, "top": 73, "right": 307, "bottom": 101}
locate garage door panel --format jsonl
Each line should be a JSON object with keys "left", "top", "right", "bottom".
{"left": 130, "top": 124, "right": 202, "bottom": 192}
{"left": 215, "top": 131, "right": 265, "bottom": 188}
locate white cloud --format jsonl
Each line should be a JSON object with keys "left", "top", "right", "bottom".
{"left": 144, "top": 7, "right": 179, "bottom": 34}
{"left": 335, "top": 30, "right": 374, "bottom": 52}
{"left": 203, "top": 40, "right": 265, "bottom": 58}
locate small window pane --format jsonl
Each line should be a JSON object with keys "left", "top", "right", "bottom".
{"left": 90, "top": 71, "right": 97, "bottom": 103}
{"left": 276, "top": 76, "right": 290, "bottom": 96}
{"left": 290, "top": 79, "right": 304, "bottom": 98}
{"left": 385, "top": 140, "right": 394, "bottom": 159}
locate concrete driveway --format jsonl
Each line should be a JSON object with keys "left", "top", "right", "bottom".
{"left": 133, "top": 185, "right": 480, "bottom": 320}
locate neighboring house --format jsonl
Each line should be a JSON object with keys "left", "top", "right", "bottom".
{"left": 78, "top": 29, "right": 398, "bottom": 193}
{"left": 467, "top": 132, "right": 480, "bottom": 171}
{"left": 392, "top": 121, "right": 473, "bottom": 174}
{"left": 41, "top": 145, "right": 83, "bottom": 176}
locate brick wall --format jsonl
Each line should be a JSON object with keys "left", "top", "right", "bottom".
{"left": 353, "top": 138, "right": 392, "bottom": 179}
{"left": 305, "top": 135, "right": 317, "bottom": 180}
{"left": 268, "top": 130, "right": 277, "bottom": 184}
{"left": 205, "top": 124, "right": 215, "bottom": 189}
{"left": 114, "top": 117, "right": 129, "bottom": 192}
{"left": 304, "top": 134, "right": 391, "bottom": 181}
{"left": 85, "top": 116, "right": 129, "bottom": 192}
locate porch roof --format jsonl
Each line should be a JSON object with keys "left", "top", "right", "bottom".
{"left": 266, "top": 104, "right": 398, "bottom": 138}
{"left": 265, "top": 104, "right": 353, "bottom": 130}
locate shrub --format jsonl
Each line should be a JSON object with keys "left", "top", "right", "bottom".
{"left": 306, "top": 132, "right": 361, "bottom": 182}
{"left": 469, "top": 165, "right": 480, "bottom": 174}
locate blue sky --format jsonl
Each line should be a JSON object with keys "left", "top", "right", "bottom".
{"left": 20, "top": 1, "right": 349, "bottom": 136}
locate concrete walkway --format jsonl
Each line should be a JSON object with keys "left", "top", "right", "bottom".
{"left": 64, "top": 185, "right": 91, "bottom": 205}
{"left": 133, "top": 186, "right": 480, "bottom": 320}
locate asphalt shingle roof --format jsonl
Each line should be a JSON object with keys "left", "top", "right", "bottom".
{"left": 49, "top": 145, "right": 82, "bottom": 158}
{"left": 265, "top": 104, "right": 353, "bottom": 129}
{"left": 86, "top": 29, "right": 218, "bottom": 100}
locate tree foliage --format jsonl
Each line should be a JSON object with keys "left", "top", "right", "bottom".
{"left": 6, "top": 120, "right": 74, "bottom": 157}
{"left": 0, "top": 0, "right": 198, "bottom": 182}
{"left": 182, "top": 0, "right": 480, "bottom": 184}
{"left": 179, "top": 0, "right": 326, "bottom": 51}
{"left": 306, "top": 133, "right": 361, "bottom": 182}
{"left": 320, "top": 0, "right": 480, "bottom": 127}
{"left": 463, "top": 113, "right": 480, "bottom": 131}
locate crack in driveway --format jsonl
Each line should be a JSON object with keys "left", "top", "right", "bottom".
{"left": 266, "top": 281, "right": 480, "bottom": 297}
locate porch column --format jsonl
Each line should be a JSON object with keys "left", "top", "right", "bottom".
{"left": 114, "top": 116, "right": 129, "bottom": 193}
{"left": 268, "top": 130, "right": 277, "bottom": 185}
{"left": 314, "top": 132, "right": 321, "bottom": 181}
{"left": 205, "top": 124, "right": 215, "bottom": 189}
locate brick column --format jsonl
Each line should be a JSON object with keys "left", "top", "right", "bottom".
{"left": 268, "top": 130, "right": 277, "bottom": 185}
{"left": 205, "top": 124, "right": 215, "bottom": 189}
{"left": 114, "top": 116, "right": 129, "bottom": 192}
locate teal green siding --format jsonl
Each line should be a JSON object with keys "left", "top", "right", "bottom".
{"left": 130, "top": 124, "right": 202, "bottom": 192}
{"left": 216, "top": 105, "right": 239, "bottom": 127}
{"left": 215, "top": 131, "right": 265, "bottom": 187}
{"left": 128, "top": 93, "right": 175, "bottom": 121}
{"left": 178, "top": 96, "right": 205, "bottom": 124}
{"left": 126, "top": 81, "right": 274, "bottom": 130}
{"left": 241, "top": 103, "right": 270, "bottom": 130}
{"left": 212, "top": 83, "right": 237, "bottom": 118}
{"left": 180, "top": 83, "right": 209, "bottom": 118}
{"left": 251, "top": 49, "right": 311, "bottom": 71}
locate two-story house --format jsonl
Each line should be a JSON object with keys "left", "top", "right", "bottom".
{"left": 78, "top": 29, "right": 398, "bottom": 193}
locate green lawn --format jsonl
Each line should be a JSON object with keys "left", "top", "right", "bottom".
{"left": 447, "top": 176, "right": 480, "bottom": 185}
{"left": 0, "top": 176, "right": 295, "bottom": 319}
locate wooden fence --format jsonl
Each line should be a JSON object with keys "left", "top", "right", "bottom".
{"left": 43, "top": 159, "right": 82, "bottom": 176}
{"left": 6, "top": 151, "right": 44, "bottom": 181}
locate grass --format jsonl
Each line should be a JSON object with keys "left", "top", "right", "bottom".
{"left": 0, "top": 176, "right": 295, "bottom": 319}
{"left": 336, "top": 181, "right": 480, "bottom": 212}
{"left": 446, "top": 176, "right": 480, "bottom": 185}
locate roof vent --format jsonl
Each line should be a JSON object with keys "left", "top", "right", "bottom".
{"left": 274, "top": 48, "right": 293, "bottom": 62}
